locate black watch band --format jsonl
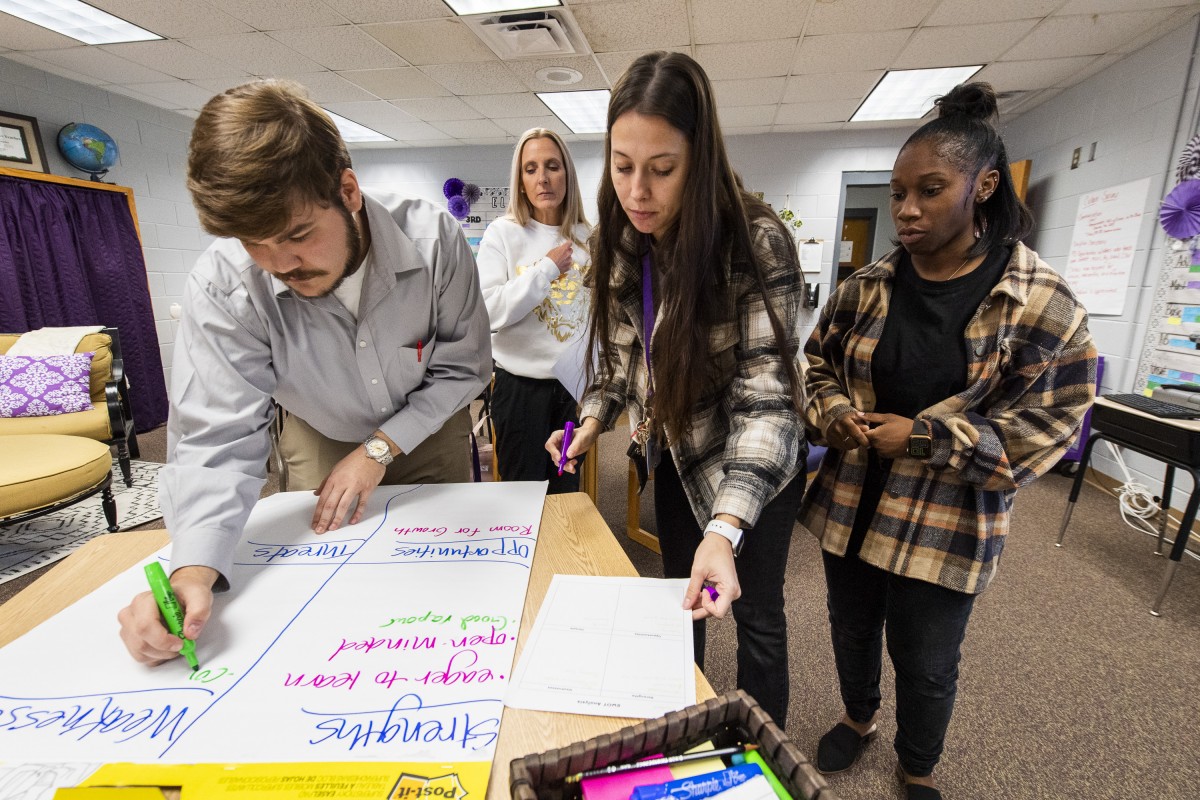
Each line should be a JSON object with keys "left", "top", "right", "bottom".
{"left": 907, "top": 418, "right": 933, "bottom": 460}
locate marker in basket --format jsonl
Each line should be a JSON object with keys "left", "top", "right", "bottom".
{"left": 564, "top": 744, "right": 760, "bottom": 784}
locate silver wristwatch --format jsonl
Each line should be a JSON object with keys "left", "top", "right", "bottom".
{"left": 362, "top": 435, "right": 394, "bottom": 466}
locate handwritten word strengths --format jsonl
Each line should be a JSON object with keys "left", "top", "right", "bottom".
{"left": 305, "top": 693, "right": 500, "bottom": 752}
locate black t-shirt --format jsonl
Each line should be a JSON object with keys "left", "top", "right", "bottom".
{"left": 846, "top": 245, "right": 1010, "bottom": 556}
{"left": 871, "top": 246, "right": 1010, "bottom": 417}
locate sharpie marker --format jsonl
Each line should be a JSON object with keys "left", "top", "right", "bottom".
{"left": 144, "top": 561, "right": 199, "bottom": 671}
{"left": 557, "top": 421, "right": 575, "bottom": 476}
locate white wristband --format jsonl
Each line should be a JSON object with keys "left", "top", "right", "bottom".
{"left": 703, "top": 519, "right": 744, "bottom": 557}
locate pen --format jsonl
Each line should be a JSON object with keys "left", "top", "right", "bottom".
{"left": 564, "top": 744, "right": 759, "bottom": 783}
{"left": 417, "top": 339, "right": 423, "bottom": 363}
{"left": 144, "top": 561, "right": 199, "bottom": 671}
{"left": 557, "top": 421, "right": 575, "bottom": 476}
{"left": 704, "top": 585, "right": 719, "bottom": 602}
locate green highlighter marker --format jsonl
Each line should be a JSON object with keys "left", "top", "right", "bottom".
{"left": 144, "top": 561, "right": 199, "bottom": 671}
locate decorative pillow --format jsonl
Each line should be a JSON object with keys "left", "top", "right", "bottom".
{"left": 0, "top": 353, "right": 95, "bottom": 418}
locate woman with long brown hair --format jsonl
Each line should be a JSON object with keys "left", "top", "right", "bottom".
{"left": 546, "top": 51, "right": 806, "bottom": 726}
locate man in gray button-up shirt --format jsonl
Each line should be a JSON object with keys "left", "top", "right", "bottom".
{"left": 118, "top": 80, "right": 491, "bottom": 666}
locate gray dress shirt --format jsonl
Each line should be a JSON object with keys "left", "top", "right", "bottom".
{"left": 160, "top": 191, "right": 492, "bottom": 587}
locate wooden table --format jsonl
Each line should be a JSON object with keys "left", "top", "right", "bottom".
{"left": 0, "top": 492, "right": 714, "bottom": 799}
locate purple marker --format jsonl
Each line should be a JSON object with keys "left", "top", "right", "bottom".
{"left": 704, "top": 585, "right": 719, "bottom": 602}
{"left": 557, "top": 421, "right": 575, "bottom": 476}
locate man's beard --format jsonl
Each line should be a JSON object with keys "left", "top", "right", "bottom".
{"left": 319, "top": 203, "right": 366, "bottom": 297}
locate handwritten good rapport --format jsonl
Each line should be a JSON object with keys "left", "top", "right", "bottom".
{"left": 0, "top": 482, "right": 546, "bottom": 767}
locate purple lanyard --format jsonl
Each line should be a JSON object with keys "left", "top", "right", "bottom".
{"left": 641, "top": 249, "right": 654, "bottom": 398}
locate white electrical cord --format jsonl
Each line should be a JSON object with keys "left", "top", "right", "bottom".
{"left": 1104, "top": 441, "right": 1162, "bottom": 536}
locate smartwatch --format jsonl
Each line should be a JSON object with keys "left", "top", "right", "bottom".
{"left": 907, "top": 418, "right": 933, "bottom": 460}
{"left": 704, "top": 519, "right": 744, "bottom": 557}
{"left": 363, "top": 434, "right": 395, "bottom": 466}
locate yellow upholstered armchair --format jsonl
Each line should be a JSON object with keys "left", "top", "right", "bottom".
{"left": 0, "top": 327, "right": 139, "bottom": 486}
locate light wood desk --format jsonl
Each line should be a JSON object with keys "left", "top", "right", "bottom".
{"left": 0, "top": 492, "right": 714, "bottom": 799}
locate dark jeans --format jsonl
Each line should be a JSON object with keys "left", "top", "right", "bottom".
{"left": 822, "top": 549, "right": 976, "bottom": 777}
{"left": 491, "top": 366, "right": 579, "bottom": 494}
{"left": 655, "top": 449, "right": 805, "bottom": 727}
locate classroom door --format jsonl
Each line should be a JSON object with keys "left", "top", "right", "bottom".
{"left": 839, "top": 210, "right": 876, "bottom": 283}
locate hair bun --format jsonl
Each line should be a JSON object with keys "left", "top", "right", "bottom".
{"left": 935, "top": 82, "right": 998, "bottom": 122}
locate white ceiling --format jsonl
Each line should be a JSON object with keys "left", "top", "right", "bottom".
{"left": 1, "top": 0, "right": 1198, "bottom": 147}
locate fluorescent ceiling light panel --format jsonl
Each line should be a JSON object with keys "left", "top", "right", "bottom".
{"left": 537, "top": 89, "right": 609, "bottom": 134}
{"left": 851, "top": 66, "right": 983, "bottom": 123}
{"left": 0, "top": 0, "right": 161, "bottom": 44}
{"left": 323, "top": 110, "right": 393, "bottom": 143}
{"left": 443, "top": 0, "right": 561, "bottom": 14}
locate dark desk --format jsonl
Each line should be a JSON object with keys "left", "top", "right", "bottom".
{"left": 1057, "top": 395, "right": 1200, "bottom": 616}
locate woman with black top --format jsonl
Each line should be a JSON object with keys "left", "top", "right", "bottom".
{"left": 800, "top": 83, "right": 1096, "bottom": 798}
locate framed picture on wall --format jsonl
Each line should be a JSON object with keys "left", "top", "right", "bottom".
{"left": 0, "top": 110, "right": 49, "bottom": 174}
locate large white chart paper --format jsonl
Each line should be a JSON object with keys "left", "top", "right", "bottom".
{"left": 505, "top": 575, "right": 696, "bottom": 718}
{"left": 1064, "top": 177, "right": 1150, "bottom": 315}
{"left": 0, "top": 482, "right": 546, "bottom": 769}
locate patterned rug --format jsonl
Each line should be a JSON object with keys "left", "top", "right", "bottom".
{"left": 0, "top": 459, "right": 163, "bottom": 585}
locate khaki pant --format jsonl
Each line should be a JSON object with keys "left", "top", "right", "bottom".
{"left": 278, "top": 408, "right": 473, "bottom": 491}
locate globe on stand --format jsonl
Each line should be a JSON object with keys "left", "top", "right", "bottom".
{"left": 56, "top": 123, "right": 119, "bottom": 182}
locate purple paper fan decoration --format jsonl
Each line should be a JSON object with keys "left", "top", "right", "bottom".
{"left": 448, "top": 195, "right": 470, "bottom": 220}
{"left": 443, "top": 177, "right": 464, "bottom": 199}
{"left": 462, "top": 182, "right": 481, "bottom": 204}
{"left": 1160, "top": 178, "right": 1200, "bottom": 240}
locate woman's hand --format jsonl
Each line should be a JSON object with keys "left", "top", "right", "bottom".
{"left": 545, "top": 417, "right": 601, "bottom": 473}
{"left": 683, "top": 526, "right": 741, "bottom": 620}
{"left": 862, "top": 412, "right": 913, "bottom": 459}
{"left": 546, "top": 242, "right": 574, "bottom": 275}
{"left": 825, "top": 410, "right": 870, "bottom": 450}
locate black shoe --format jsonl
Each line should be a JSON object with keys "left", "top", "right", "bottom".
{"left": 815, "top": 721, "right": 878, "bottom": 774}
{"left": 896, "top": 764, "right": 943, "bottom": 799}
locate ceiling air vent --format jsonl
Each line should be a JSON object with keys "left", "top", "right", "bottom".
{"left": 461, "top": 8, "right": 590, "bottom": 61}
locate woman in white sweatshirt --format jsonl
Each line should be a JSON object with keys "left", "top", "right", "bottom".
{"left": 476, "top": 128, "right": 592, "bottom": 492}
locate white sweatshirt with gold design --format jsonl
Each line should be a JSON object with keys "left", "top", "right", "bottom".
{"left": 476, "top": 217, "right": 591, "bottom": 379}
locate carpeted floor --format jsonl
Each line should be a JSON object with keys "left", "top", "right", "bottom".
{"left": 2, "top": 424, "right": 1198, "bottom": 799}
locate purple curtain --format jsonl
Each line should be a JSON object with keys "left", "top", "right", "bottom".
{"left": 0, "top": 174, "right": 168, "bottom": 431}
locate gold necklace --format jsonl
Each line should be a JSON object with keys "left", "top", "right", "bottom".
{"left": 943, "top": 255, "right": 972, "bottom": 281}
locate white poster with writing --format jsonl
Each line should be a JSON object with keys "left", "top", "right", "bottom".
{"left": 1064, "top": 177, "right": 1150, "bottom": 315}
{"left": 0, "top": 482, "right": 545, "bottom": 775}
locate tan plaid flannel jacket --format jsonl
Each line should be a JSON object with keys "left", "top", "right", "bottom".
{"left": 798, "top": 243, "right": 1097, "bottom": 594}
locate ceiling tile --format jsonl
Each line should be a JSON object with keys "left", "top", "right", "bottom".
{"left": 363, "top": 19, "right": 496, "bottom": 66}
{"left": 420, "top": 61, "right": 527, "bottom": 95}
{"left": 105, "top": 83, "right": 176, "bottom": 109}
{"left": 206, "top": 0, "right": 349, "bottom": 30}
{"left": 792, "top": 30, "right": 913, "bottom": 73}
{"left": 190, "top": 75, "right": 255, "bottom": 95}
{"left": 1004, "top": 8, "right": 1178, "bottom": 59}
{"left": 775, "top": 98, "right": 860, "bottom": 125}
{"left": 926, "top": 0, "right": 1060, "bottom": 25}
{"left": 1057, "top": 0, "right": 1190, "bottom": 11}
{"left": 340, "top": 67, "right": 451, "bottom": 98}
{"left": 974, "top": 56, "right": 1099, "bottom": 91}
{"left": 773, "top": 121, "right": 845, "bottom": 133}
{"left": 594, "top": 47, "right": 690, "bottom": 84}
{"left": 725, "top": 125, "right": 774, "bottom": 136}
{"left": 320, "top": 0, "right": 453, "bottom": 24}
{"left": 389, "top": 122, "right": 454, "bottom": 141}
{"left": 711, "top": 77, "right": 786, "bottom": 107}
{"left": 783, "top": 70, "right": 882, "bottom": 103}
{"left": 183, "top": 33, "right": 325, "bottom": 75}
{"left": 460, "top": 92, "right": 551, "bottom": 117}
{"left": 25, "top": 46, "right": 175, "bottom": 85}
{"left": 432, "top": 118, "right": 509, "bottom": 138}
{"left": 101, "top": 41, "right": 250, "bottom": 80}
{"left": 459, "top": 137, "right": 512, "bottom": 146}
{"left": 695, "top": 39, "right": 797, "bottom": 80}
{"left": 290, "top": 71, "right": 381, "bottom": 103}
{"left": 690, "top": 0, "right": 811, "bottom": 43}
{"left": 494, "top": 115, "right": 572, "bottom": 136}
{"left": 893, "top": 20, "right": 1039, "bottom": 70}
{"left": 505, "top": 56, "right": 610, "bottom": 92}
{"left": 322, "top": 99, "right": 420, "bottom": 131}
{"left": 2, "top": 52, "right": 99, "bottom": 85}
{"left": 269, "top": 26, "right": 408, "bottom": 71}
{"left": 120, "top": 79, "right": 216, "bottom": 109}
{"left": 806, "top": 0, "right": 940, "bottom": 35}
{"left": 0, "top": 13, "right": 85, "bottom": 50}
{"left": 87, "top": 0, "right": 253, "bottom": 38}
{"left": 391, "top": 96, "right": 483, "bottom": 120}
{"left": 571, "top": 0, "right": 689, "bottom": 52}
{"left": 717, "top": 104, "right": 777, "bottom": 127}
